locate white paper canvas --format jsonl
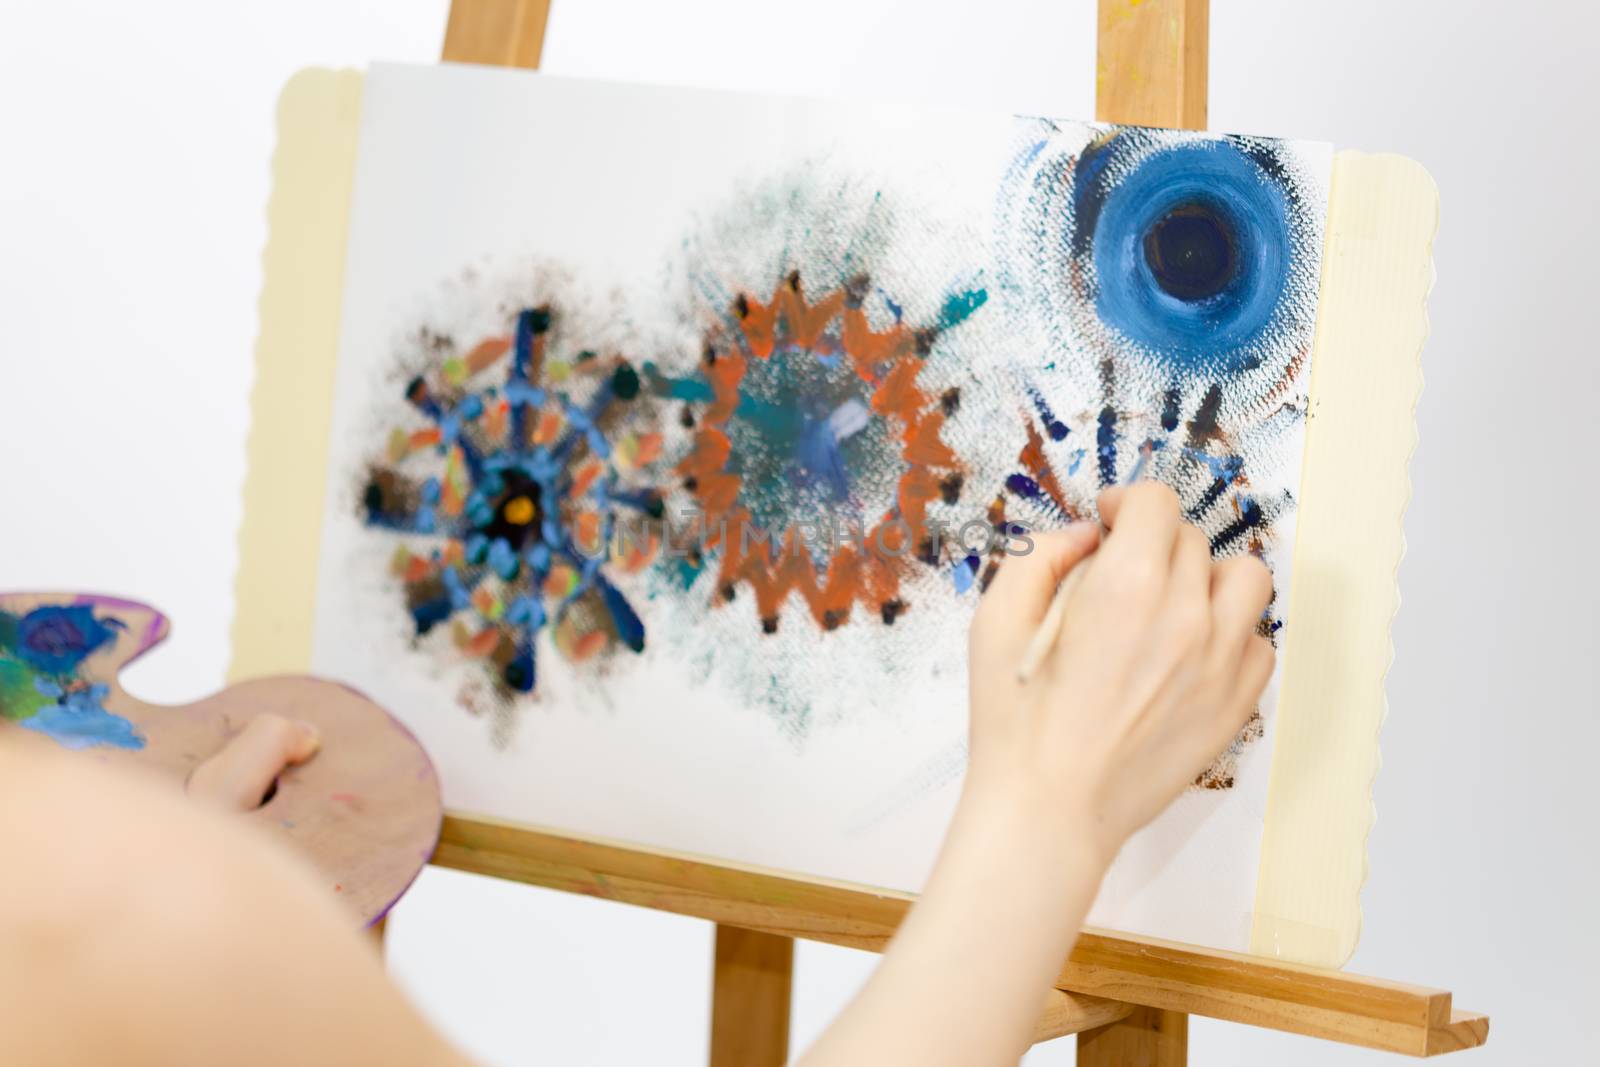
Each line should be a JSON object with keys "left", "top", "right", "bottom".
{"left": 311, "top": 62, "right": 1331, "bottom": 950}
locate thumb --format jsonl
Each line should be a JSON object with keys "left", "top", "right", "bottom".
{"left": 186, "top": 714, "right": 322, "bottom": 813}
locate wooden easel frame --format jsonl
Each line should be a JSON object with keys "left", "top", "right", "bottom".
{"left": 423, "top": 1, "right": 1487, "bottom": 1063}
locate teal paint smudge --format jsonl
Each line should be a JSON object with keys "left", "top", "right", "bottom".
{"left": 732, "top": 391, "right": 804, "bottom": 440}
{"left": 671, "top": 557, "right": 705, "bottom": 589}
{"left": 717, "top": 337, "right": 896, "bottom": 535}
{"left": 642, "top": 362, "right": 715, "bottom": 403}
{"left": 937, "top": 287, "right": 988, "bottom": 331}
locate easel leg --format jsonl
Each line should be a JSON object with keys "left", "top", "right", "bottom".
{"left": 1077, "top": 1006, "right": 1188, "bottom": 1066}
{"left": 709, "top": 924, "right": 793, "bottom": 1067}
{"left": 1095, "top": 0, "right": 1209, "bottom": 128}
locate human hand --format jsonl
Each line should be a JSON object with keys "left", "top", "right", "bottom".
{"left": 796, "top": 483, "right": 1277, "bottom": 1067}
{"left": 0, "top": 718, "right": 471, "bottom": 1067}
{"left": 966, "top": 482, "right": 1276, "bottom": 869}
{"left": 186, "top": 714, "right": 322, "bottom": 812}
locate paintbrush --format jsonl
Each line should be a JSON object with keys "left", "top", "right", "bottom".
{"left": 1015, "top": 440, "right": 1154, "bottom": 685}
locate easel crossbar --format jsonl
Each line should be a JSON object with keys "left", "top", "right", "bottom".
{"left": 434, "top": 816, "right": 1485, "bottom": 1056}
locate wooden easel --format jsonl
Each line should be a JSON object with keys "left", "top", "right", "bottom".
{"left": 427, "top": 2, "right": 1487, "bottom": 1063}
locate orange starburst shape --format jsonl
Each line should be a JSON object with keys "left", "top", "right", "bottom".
{"left": 656, "top": 270, "right": 973, "bottom": 634}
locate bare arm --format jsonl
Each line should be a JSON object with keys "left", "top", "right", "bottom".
{"left": 795, "top": 482, "right": 1275, "bottom": 1067}
{"left": 0, "top": 728, "right": 473, "bottom": 1067}
{"left": 0, "top": 483, "right": 1269, "bottom": 1067}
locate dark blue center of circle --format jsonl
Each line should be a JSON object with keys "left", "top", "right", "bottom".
{"left": 1082, "top": 141, "right": 1292, "bottom": 375}
{"left": 1143, "top": 203, "right": 1237, "bottom": 301}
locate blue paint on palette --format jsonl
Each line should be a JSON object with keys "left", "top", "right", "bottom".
{"left": 22, "top": 681, "right": 144, "bottom": 751}
{"left": 0, "top": 602, "right": 145, "bottom": 751}
{"left": 11, "top": 605, "right": 118, "bottom": 673}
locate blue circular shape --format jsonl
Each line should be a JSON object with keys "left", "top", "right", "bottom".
{"left": 1086, "top": 141, "right": 1291, "bottom": 374}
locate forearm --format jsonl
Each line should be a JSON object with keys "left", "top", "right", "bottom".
{"left": 0, "top": 733, "right": 475, "bottom": 1067}
{"left": 801, "top": 489, "right": 1275, "bottom": 1067}
{"left": 796, "top": 776, "right": 1108, "bottom": 1067}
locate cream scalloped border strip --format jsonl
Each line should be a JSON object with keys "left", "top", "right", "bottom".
{"left": 1250, "top": 152, "right": 1439, "bottom": 966}
{"left": 230, "top": 71, "right": 1439, "bottom": 967}
{"left": 229, "top": 69, "right": 364, "bottom": 683}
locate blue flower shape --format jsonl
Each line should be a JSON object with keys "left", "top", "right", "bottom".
{"left": 15, "top": 605, "right": 120, "bottom": 674}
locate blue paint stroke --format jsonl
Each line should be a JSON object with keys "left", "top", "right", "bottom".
{"left": 1005, "top": 473, "right": 1042, "bottom": 499}
{"left": 952, "top": 554, "right": 981, "bottom": 595}
{"left": 1096, "top": 407, "right": 1118, "bottom": 487}
{"left": 1029, "top": 389, "right": 1070, "bottom": 441}
{"left": 21, "top": 681, "right": 145, "bottom": 751}
{"left": 1183, "top": 447, "right": 1245, "bottom": 485}
{"left": 1211, "top": 494, "right": 1266, "bottom": 553}
{"left": 597, "top": 575, "right": 646, "bottom": 653}
{"left": 11, "top": 605, "right": 118, "bottom": 674}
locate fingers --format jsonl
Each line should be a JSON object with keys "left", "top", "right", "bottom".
{"left": 973, "top": 523, "right": 1101, "bottom": 652}
{"left": 1097, "top": 485, "right": 1126, "bottom": 525}
{"left": 1095, "top": 481, "right": 1176, "bottom": 531}
{"left": 1085, "top": 483, "right": 1181, "bottom": 617}
{"left": 1234, "top": 635, "right": 1276, "bottom": 707}
{"left": 186, "top": 714, "right": 322, "bottom": 813}
{"left": 1208, "top": 635, "right": 1275, "bottom": 748}
{"left": 1096, "top": 482, "right": 1180, "bottom": 570}
{"left": 1167, "top": 525, "right": 1212, "bottom": 616}
{"left": 1208, "top": 554, "right": 1273, "bottom": 671}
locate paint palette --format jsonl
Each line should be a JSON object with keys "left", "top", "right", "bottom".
{"left": 0, "top": 592, "right": 441, "bottom": 926}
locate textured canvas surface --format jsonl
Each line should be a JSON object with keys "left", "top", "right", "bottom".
{"left": 291, "top": 63, "right": 1334, "bottom": 951}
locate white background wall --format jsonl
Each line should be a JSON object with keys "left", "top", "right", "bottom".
{"left": 2, "top": 1, "right": 1595, "bottom": 1063}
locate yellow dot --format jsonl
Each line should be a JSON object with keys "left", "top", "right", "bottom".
{"left": 504, "top": 496, "right": 535, "bottom": 525}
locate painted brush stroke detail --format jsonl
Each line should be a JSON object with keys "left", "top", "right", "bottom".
{"left": 0, "top": 602, "right": 145, "bottom": 750}
{"left": 644, "top": 269, "right": 981, "bottom": 634}
{"left": 357, "top": 301, "right": 665, "bottom": 720}
{"left": 995, "top": 124, "right": 1324, "bottom": 787}
{"left": 623, "top": 172, "right": 1017, "bottom": 736}
{"left": 302, "top": 68, "right": 1349, "bottom": 953}
{"left": 1001, "top": 127, "right": 1322, "bottom": 409}
{"left": 340, "top": 125, "right": 1324, "bottom": 769}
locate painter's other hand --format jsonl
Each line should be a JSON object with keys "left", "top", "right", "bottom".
{"left": 966, "top": 482, "right": 1275, "bottom": 869}
{"left": 186, "top": 714, "right": 322, "bottom": 812}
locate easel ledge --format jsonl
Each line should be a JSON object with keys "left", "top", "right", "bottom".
{"left": 421, "top": 1, "right": 1484, "bottom": 1063}
{"left": 436, "top": 815, "right": 1486, "bottom": 1057}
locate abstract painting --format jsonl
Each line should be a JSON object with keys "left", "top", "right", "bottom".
{"left": 310, "top": 65, "right": 1331, "bottom": 949}
{"left": 359, "top": 304, "right": 665, "bottom": 713}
